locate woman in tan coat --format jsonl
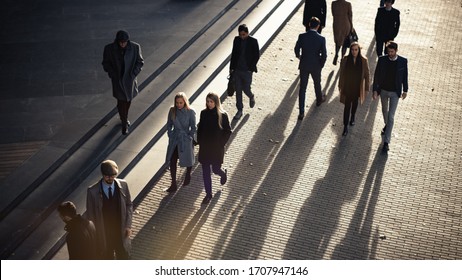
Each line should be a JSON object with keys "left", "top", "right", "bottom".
{"left": 338, "top": 42, "right": 370, "bottom": 136}
{"left": 332, "top": 0, "right": 353, "bottom": 65}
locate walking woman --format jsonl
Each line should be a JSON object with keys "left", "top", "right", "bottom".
{"left": 331, "top": 0, "right": 353, "bottom": 65}
{"left": 165, "top": 92, "right": 196, "bottom": 193}
{"left": 338, "top": 42, "right": 370, "bottom": 136}
{"left": 197, "top": 93, "right": 232, "bottom": 204}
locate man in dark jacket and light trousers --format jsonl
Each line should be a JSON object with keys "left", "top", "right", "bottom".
{"left": 230, "top": 24, "right": 260, "bottom": 120}
{"left": 102, "top": 30, "right": 144, "bottom": 135}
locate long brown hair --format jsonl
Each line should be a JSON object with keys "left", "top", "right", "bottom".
{"left": 170, "top": 92, "right": 191, "bottom": 120}
{"left": 206, "top": 92, "right": 225, "bottom": 129}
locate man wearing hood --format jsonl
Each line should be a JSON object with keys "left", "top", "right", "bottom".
{"left": 102, "top": 30, "right": 144, "bottom": 135}
{"left": 57, "top": 201, "right": 97, "bottom": 260}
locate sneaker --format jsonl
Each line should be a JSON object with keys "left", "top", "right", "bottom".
{"left": 249, "top": 96, "right": 255, "bottom": 108}
{"left": 122, "top": 125, "right": 129, "bottom": 135}
{"left": 220, "top": 169, "right": 227, "bottom": 185}
{"left": 234, "top": 110, "right": 243, "bottom": 120}
{"left": 201, "top": 194, "right": 212, "bottom": 204}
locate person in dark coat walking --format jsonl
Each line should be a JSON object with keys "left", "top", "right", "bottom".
{"left": 230, "top": 24, "right": 260, "bottom": 120}
{"left": 303, "top": 0, "right": 327, "bottom": 33}
{"left": 165, "top": 92, "right": 196, "bottom": 193}
{"left": 374, "top": 0, "right": 400, "bottom": 56}
{"left": 294, "top": 17, "right": 327, "bottom": 120}
{"left": 102, "top": 30, "right": 144, "bottom": 135}
{"left": 57, "top": 201, "right": 97, "bottom": 260}
{"left": 197, "top": 93, "right": 232, "bottom": 204}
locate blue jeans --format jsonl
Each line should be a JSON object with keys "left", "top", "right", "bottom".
{"left": 234, "top": 70, "right": 254, "bottom": 111}
{"left": 299, "top": 69, "right": 322, "bottom": 114}
{"left": 380, "top": 89, "right": 400, "bottom": 144}
{"left": 201, "top": 163, "right": 226, "bottom": 196}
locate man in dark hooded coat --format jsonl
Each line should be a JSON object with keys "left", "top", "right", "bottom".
{"left": 102, "top": 30, "right": 144, "bottom": 135}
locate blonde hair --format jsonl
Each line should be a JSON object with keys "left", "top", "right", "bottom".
{"left": 170, "top": 92, "right": 191, "bottom": 120}
{"left": 206, "top": 92, "right": 225, "bottom": 129}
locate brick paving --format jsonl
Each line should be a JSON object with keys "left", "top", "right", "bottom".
{"left": 130, "top": 0, "right": 462, "bottom": 259}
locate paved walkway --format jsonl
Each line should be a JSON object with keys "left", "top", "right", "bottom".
{"left": 130, "top": 0, "right": 462, "bottom": 259}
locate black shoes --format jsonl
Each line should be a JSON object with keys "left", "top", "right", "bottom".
{"left": 234, "top": 110, "right": 243, "bottom": 120}
{"left": 183, "top": 173, "right": 191, "bottom": 186}
{"left": 350, "top": 117, "right": 355, "bottom": 126}
{"left": 220, "top": 169, "right": 227, "bottom": 185}
{"left": 316, "top": 95, "right": 326, "bottom": 107}
{"left": 333, "top": 55, "right": 338, "bottom": 65}
{"left": 342, "top": 126, "right": 348, "bottom": 136}
{"left": 382, "top": 142, "right": 389, "bottom": 152}
{"left": 298, "top": 113, "right": 304, "bottom": 121}
{"left": 381, "top": 125, "right": 387, "bottom": 135}
{"left": 202, "top": 194, "right": 212, "bottom": 204}
{"left": 165, "top": 183, "right": 177, "bottom": 193}
{"left": 122, "top": 126, "right": 129, "bottom": 135}
{"left": 249, "top": 96, "right": 256, "bottom": 108}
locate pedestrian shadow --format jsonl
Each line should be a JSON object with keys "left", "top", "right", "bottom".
{"left": 209, "top": 68, "right": 341, "bottom": 259}
{"left": 331, "top": 146, "right": 388, "bottom": 259}
{"left": 281, "top": 47, "right": 379, "bottom": 259}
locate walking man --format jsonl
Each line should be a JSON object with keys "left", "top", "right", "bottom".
{"left": 303, "top": 0, "right": 327, "bottom": 33}
{"left": 102, "top": 30, "right": 144, "bottom": 135}
{"left": 294, "top": 17, "right": 327, "bottom": 120}
{"left": 230, "top": 24, "right": 260, "bottom": 120}
{"left": 57, "top": 201, "right": 97, "bottom": 260}
{"left": 373, "top": 41, "right": 408, "bottom": 152}
{"left": 86, "top": 160, "right": 133, "bottom": 259}
{"left": 374, "top": 0, "right": 400, "bottom": 57}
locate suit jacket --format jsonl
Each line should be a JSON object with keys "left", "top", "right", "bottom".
{"left": 102, "top": 40, "right": 144, "bottom": 101}
{"left": 374, "top": 7, "right": 400, "bottom": 41}
{"left": 86, "top": 178, "right": 133, "bottom": 258}
{"left": 230, "top": 36, "right": 260, "bottom": 73}
{"left": 373, "top": 55, "right": 408, "bottom": 97}
{"left": 294, "top": 30, "right": 327, "bottom": 72}
{"left": 303, "top": 0, "right": 327, "bottom": 27}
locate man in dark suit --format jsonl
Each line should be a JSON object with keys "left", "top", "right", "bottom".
{"left": 294, "top": 17, "right": 327, "bottom": 120}
{"left": 303, "top": 0, "right": 327, "bottom": 33}
{"left": 373, "top": 41, "right": 408, "bottom": 152}
{"left": 374, "top": 0, "right": 400, "bottom": 56}
{"left": 230, "top": 24, "right": 260, "bottom": 120}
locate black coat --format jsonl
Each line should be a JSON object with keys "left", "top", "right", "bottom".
{"left": 303, "top": 0, "right": 327, "bottom": 27}
{"left": 197, "top": 108, "right": 232, "bottom": 164}
{"left": 230, "top": 36, "right": 260, "bottom": 73}
{"left": 65, "top": 215, "right": 97, "bottom": 260}
{"left": 102, "top": 39, "right": 144, "bottom": 101}
{"left": 374, "top": 7, "right": 400, "bottom": 41}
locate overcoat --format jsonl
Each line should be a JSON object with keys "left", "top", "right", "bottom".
{"left": 374, "top": 7, "right": 400, "bottom": 41}
{"left": 332, "top": 0, "right": 353, "bottom": 46}
{"left": 230, "top": 36, "right": 260, "bottom": 73}
{"left": 86, "top": 178, "right": 133, "bottom": 258}
{"left": 197, "top": 108, "right": 232, "bottom": 164}
{"left": 65, "top": 215, "right": 97, "bottom": 260}
{"left": 102, "top": 34, "right": 144, "bottom": 101}
{"left": 303, "top": 0, "right": 327, "bottom": 27}
{"left": 165, "top": 107, "right": 197, "bottom": 167}
{"left": 339, "top": 55, "right": 370, "bottom": 104}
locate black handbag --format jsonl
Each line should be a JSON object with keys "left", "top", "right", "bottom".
{"left": 227, "top": 72, "right": 235, "bottom": 97}
{"left": 343, "top": 28, "right": 358, "bottom": 48}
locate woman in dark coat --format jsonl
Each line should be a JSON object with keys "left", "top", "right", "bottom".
{"left": 197, "top": 93, "right": 232, "bottom": 204}
{"left": 165, "top": 92, "right": 196, "bottom": 193}
{"left": 338, "top": 42, "right": 370, "bottom": 136}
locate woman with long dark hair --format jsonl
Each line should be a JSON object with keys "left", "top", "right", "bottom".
{"left": 197, "top": 93, "right": 232, "bottom": 204}
{"left": 338, "top": 42, "right": 370, "bottom": 136}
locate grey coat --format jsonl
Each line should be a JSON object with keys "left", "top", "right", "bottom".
{"left": 166, "top": 107, "right": 197, "bottom": 167}
{"left": 86, "top": 178, "right": 133, "bottom": 258}
{"left": 102, "top": 39, "right": 144, "bottom": 101}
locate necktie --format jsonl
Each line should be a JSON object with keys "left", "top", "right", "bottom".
{"left": 108, "top": 187, "right": 113, "bottom": 199}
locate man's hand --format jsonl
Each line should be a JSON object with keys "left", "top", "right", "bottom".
{"left": 401, "top": 92, "right": 407, "bottom": 100}
{"left": 125, "top": 228, "right": 132, "bottom": 238}
{"left": 373, "top": 91, "right": 379, "bottom": 100}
